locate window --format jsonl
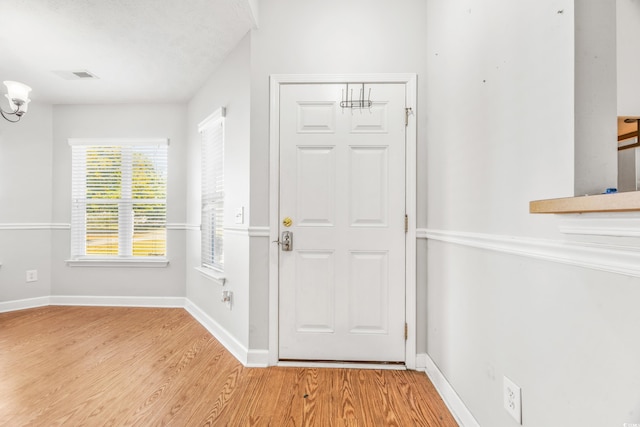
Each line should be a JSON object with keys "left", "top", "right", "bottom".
{"left": 69, "top": 139, "right": 168, "bottom": 262}
{"left": 200, "top": 108, "right": 225, "bottom": 272}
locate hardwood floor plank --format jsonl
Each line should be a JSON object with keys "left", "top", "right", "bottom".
{"left": 0, "top": 306, "right": 459, "bottom": 426}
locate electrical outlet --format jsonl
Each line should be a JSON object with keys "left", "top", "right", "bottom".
{"left": 503, "top": 376, "right": 522, "bottom": 424}
{"left": 26, "top": 270, "right": 38, "bottom": 283}
{"left": 221, "top": 290, "right": 232, "bottom": 309}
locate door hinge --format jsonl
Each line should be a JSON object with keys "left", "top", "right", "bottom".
{"left": 404, "top": 214, "right": 408, "bottom": 233}
{"left": 404, "top": 323, "right": 408, "bottom": 340}
{"left": 405, "top": 107, "right": 413, "bottom": 127}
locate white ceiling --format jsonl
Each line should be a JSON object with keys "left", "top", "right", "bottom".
{"left": 0, "top": 0, "right": 256, "bottom": 105}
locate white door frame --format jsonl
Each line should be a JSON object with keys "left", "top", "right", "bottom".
{"left": 268, "top": 74, "right": 417, "bottom": 368}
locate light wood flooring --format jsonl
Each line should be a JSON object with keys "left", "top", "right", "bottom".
{"left": 0, "top": 306, "right": 458, "bottom": 426}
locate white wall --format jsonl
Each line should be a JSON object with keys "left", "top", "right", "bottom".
{"left": 615, "top": 0, "right": 640, "bottom": 192}
{"left": 617, "top": 0, "right": 640, "bottom": 116}
{"left": 0, "top": 102, "right": 53, "bottom": 302}
{"left": 186, "top": 33, "right": 252, "bottom": 349}
{"left": 426, "top": 1, "right": 640, "bottom": 426}
{"left": 426, "top": 0, "right": 573, "bottom": 238}
{"left": 50, "top": 104, "right": 188, "bottom": 297}
{"left": 574, "top": 0, "right": 618, "bottom": 196}
{"left": 618, "top": 145, "right": 638, "bottom": 192}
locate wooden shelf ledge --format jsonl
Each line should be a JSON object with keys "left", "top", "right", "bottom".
{"left": 530, "top": 191, "right": 640, "bottom": 214}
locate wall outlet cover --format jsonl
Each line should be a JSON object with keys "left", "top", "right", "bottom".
{"left": 26, "top": 270, "right": 38, "bottom": 282}
{"left": 503, "top": 376, "right": 522, "bottom": 424}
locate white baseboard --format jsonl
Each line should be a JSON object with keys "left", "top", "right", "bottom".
{"left": 184, "top": 299, "right": 250, "bottom": 366}
{"left": 0, "top": 296, "right": 50, "bottom": 313}
{"left": 277, "top": 361, "right": 406, "bottom": 370}
{"left": 49, "top": 295, "right": 187, "bottom": 307}
{"left": 417, "top": 353, "right": 480, "bottom": 427}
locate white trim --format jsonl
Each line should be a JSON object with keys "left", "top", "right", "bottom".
{"left": 558, "top": 214, "right": 640, "bottom": 237}
{"left": 248, "top": 226, "right": 270, "bottom": 237}
{"left": 268, "top": 74, "right": 281, "bottom": 365}
{"left": 184, "top": 299, "right": 249, "bottom": 365}
{"left": 269, "top": 73, "right": 419, "bottom": 84}
{"left": 66, "top": 258, "right": 170, "bottom": 268}
{"left": 195, "top": 266, "right": 226, "bottom": 285}
{"left": 277, "top": 361, "right": 407, "bottom": 370}
{"left": 425, "top": 229, "right": 640, "bottom": 278}
{"left": 0, "top": 296, "right": 185, "bottom": 313}
{"left": 198, "top": 107, "right": 226, "bottom": 132}
{"left": 0, "top": 296, "right": 50, "bottom": 313}
{"left": 416, "top": 228, "right": 429, "bottom": 239}
{"left": 0, "top": 223, "right": 195, "bottom": 231}
{"left": 224, "top": 226, "right": 271, "bottom": 237}
{"left": 269, "top": 74, "right": 418, "bottom": 366}
{"left": 418, "top": 353, "right": 480, "bottom": 427}
{"left": 247, "top": 350, "right": 269, "bottom": 368}
{"left": 224, "top": 226, "right": 249, "bottom": 235}
{"left": 68, "top": 138, "right": 169, "bottom": 146}
{"left": 404, "top": 73, "right": 418, "bottom": 370}
{"left": 49, "top": 295, "right": 186, "bottom": 307}
{"left": 167, "top": 223, "right": 199, "bottom": 231}
{"left": 0, "top": 223, "right": 70, "bottom": 230}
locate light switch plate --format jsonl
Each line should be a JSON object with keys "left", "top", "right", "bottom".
{"left": 235, "top": 207, "right": 244, "bottom": 224}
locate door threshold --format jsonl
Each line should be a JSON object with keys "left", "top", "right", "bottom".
{"left": 277, "top": 360, "right": 407, "bottom": 370}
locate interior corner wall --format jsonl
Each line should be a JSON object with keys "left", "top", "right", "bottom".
{"left": 574, "top": 0, "right": 618, "bottom": 196}
{"left": 617, "top": 0, "right": 640, "bottom": 116}
{"left": 426, "top": 1, "right": 640, "bottom": 426}
{"left": 618, "top": 146, "right": 637, "bottom": 192}
{"left": 186, "top": 33, "right": 252, "bottom": 349}
{"left": 0, "top": 102, "right": 53, "bottom": 302}
{"left": 50, "top": 103, "right": 188, "bottom": 298}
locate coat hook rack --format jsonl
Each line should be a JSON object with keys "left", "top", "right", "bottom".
{"left": 340, "top": 83, "right": 373, "bottom": 109}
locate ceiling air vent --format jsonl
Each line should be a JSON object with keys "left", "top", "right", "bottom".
{"left": 72, "top": 71, "right": 96, "bottom": 79}
{"left": 53, "top": 70, "right": 99, "bottom": 80}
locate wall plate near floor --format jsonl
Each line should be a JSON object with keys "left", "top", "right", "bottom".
{"left": 221, "top": 290, "right": 232, "bottom": 310}
{"left": 503, "top": 376, "right": 522, "bottom": 424}
{"left": 26, "top": 270, "right": 38, "bottom": 283}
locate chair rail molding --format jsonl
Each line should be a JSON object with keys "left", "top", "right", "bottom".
{"left": 0, "top": 223, "right": 70, "bottom": 230}
{"left": 557, "top": 213, "right": 640, "bottom": 237}
{"left": 0, "top": 223, "right": 198, "bottom": 231}
{"left": 421, "top": 228, "right": 640, "bottom": 278}
{"left": 248, "top": 226, "right": 270, "bottom": 237}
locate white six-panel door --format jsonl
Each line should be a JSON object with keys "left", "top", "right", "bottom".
{"left": 278, "top": 83, "right": 406, "bottom": 362}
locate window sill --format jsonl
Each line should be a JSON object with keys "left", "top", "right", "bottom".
{"left": 66, "top": 258, "right": 170, "bottom": 268}
{"left": 195, "top": 266, "right": 226, "bottom": 285}
{"left": 530, "top": 191, "right": 640, "bottom": 214}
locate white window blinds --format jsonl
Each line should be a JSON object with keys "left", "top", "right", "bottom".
{"left": 70, "top": 139, "right": 168, "bottom": 259}
{"left": 199, "top": 108, "right": 225, "bottom": 271}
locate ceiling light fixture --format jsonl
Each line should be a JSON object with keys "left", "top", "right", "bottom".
{"left": 1, "top": 81, "right": 32, "bottom": 123}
